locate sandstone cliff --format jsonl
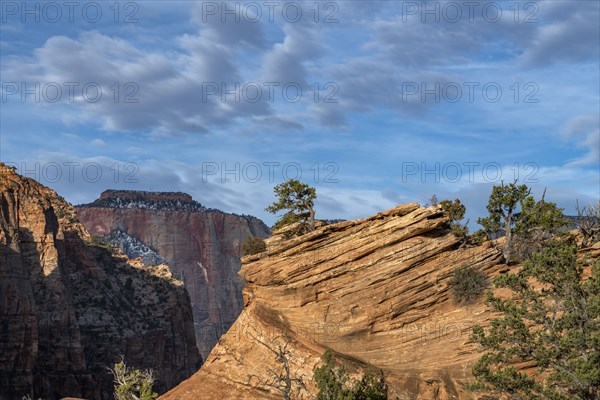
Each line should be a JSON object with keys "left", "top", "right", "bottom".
{"left": 0, "top": 164, "right": 201, "bottom": 400}
{"left": 76, "top": 190, "right": 270, "bottom": 359}
{"left": 161, "top": 203, "right": 508, "bottom": 400}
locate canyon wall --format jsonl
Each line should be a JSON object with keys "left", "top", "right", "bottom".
{"left": 0, "top": 164, "right": 201, "bottom": 400}
{"left": 76, "top": 190, "right": 270, "bottom": 359}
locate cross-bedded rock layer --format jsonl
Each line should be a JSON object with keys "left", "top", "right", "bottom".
{"left": 162, "top": 203, "right": 505, "bottom": 399}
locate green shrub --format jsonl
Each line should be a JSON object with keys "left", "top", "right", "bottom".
{"left": 86, "top": 236, "right": 113, "bottom": 250}
{"left": 242, "top": 236, "right": 266, "bottom": 256}
{"left": 109, "top": 360, "right": 158, "bottom": 400}
{"left": 314, "top": 350, "right": 387, "bottom": 400}
{"left": 449, "top": 266, "right": 488, "bottom": 305}
{"left": 272, "top": 210, "right": 301, "bottom": 231}
{"left": 440, "top": 199, "right": 470, "bottom": 245}
{"left": 450, "top": 224, "right": 469, "bottom": 238}
{"left": 440, "top": 199, "right": 466, "bottom": 222}
{"left": 470, "top": 229, "right": 488, "bottom": 245}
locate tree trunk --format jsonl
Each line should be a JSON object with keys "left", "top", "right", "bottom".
{"left": 504, "top": 214, "right": 512, "bottom": 264}
{"left": 308, "top": 205, "right": 315, "bottom": 231}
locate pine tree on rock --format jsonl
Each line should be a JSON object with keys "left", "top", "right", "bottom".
{"left": 266, "top": 179, "right": 317, "bottom": 234}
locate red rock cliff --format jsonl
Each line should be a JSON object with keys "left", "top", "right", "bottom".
{"left": 0, "top": 164, "right": 201, "bottom": 400}
{"left": 75, "top": 190, "right": 270, "bottom": 359}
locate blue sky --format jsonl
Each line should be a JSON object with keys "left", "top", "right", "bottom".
{"left": 1, "top": 0, "right": 599, "bottom": 226}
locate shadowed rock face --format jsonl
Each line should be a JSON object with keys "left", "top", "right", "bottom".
{"left": 0, "top": 165, "right": 201, "bottom": 400}
{"left": 76, "top": 190, "right": 271, "bottom": 359}
{"left": 161, "top": 203, "right": 506, "bottom": 400}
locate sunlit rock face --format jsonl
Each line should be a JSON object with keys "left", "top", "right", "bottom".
{"left": 162, "top": 203, "right": 507, "bottom": 400}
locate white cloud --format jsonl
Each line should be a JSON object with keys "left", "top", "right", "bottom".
{"left": 2, "top": 1, "right": 598, "bottom": 136}
{"left": 260, "top": 21, "right": 324, "bottom": 91}
{"left": 90, "top": 138, "right": 106, "bottom": 147}
{"left": 561, "top": 115, "right": 600, "bottom": 166}
{"left": 3, "top": 25, "right": 274, "bottom": 135}
{"left": 1, "top": 0, "right": 598, "bottom": 227}
{"left": 519, "top": 1, "right": 600, "bottom": 67}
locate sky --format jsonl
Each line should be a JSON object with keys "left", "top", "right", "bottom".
{"left": 0, "top": 0, "right": 599, "bottom": 227}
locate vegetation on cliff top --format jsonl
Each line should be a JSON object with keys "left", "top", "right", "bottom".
{"left": 266, "top": 179, "right": 317, "bottom": 235}
{"left": 440, "top": 198, "right": 470, "bottom": 245}
{"left": 442, "top": 182, "right": 599, "bottom": 399}
{"left": 477, "top": 181, "right": 567, "bottom": 263}
{"left": 77, "top": 190, "right": 268, "bottom": 227}
{"left": 242, "top": 235, "right": 267, "bottom": 256}
{"left": 576, "top": 200, "right": 600, "bottom": 247}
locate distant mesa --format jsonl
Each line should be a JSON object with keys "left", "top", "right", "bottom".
{"left": 99, "top": 189, "right": 194, "bottom": 203}
{"left": 79, "top": 189, "right": 208, "bottom": 212}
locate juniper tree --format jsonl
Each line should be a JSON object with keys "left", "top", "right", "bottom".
{"left": 477, "top": 181, "right": 531, "bottom": 263}
{"left": 478, "top": 182, "right": 566, "bottom": 263}
{"left": 512, "top": 192, "right": 567, "bottom": 259}
{"left": 266, "top": 179, "right": 317, "bottom": 233}
{"left": 470, "top": 241, "right": 600, "bottom": 400}
{"left": 440, "top": 198, "right": 469, "bottom": 243}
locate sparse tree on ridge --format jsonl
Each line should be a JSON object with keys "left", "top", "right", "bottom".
{"left": 266, "top": 179, "right": 317, "bottom": 233}
{"left": 511, "top": 190, "right": 567, "bottom": 259}
{"left": 428, "top": 194, "right": 439, "bottom": 207}
{"left": 477, "top": 181, "right": 531, "bottom": 263}
{"left": 247, "top": 337, "right": 308, "bottom": 400}
{"left": 477, "top": 181, "right": 566, "bottom": 264}
{"left": 576, "top": 200, "right": 600, "bottom": 247}
{"left": 440, "top": 198, "right": 469, "bottom": 244}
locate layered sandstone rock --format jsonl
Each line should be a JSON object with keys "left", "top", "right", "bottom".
{"left": 162, "top": 203, "right": 507, "bottom": 400}
{"left": 76, "top": 190, "right": 270, "bottom": 359}
{"left": 0, "top": 164, "right": 201, "bottom": 400}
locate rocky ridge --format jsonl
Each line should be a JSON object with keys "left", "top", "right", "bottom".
{"left": 0, "top": 164, "right": 201, "bottom": 400}
{"left": 161, "top": 203, "right": 507, "bottom": 400}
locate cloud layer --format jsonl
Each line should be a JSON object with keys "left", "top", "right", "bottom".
{"left": 1, "top": 0, "right": 598, "bottom": 225}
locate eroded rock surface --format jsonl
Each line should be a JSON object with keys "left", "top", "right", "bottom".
{"left": 162, "top": 203, "right": 506, "bottom": 400}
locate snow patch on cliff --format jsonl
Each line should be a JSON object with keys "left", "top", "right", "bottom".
{"left": 101, "top": 229, "right": 167, "bottom": 266}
